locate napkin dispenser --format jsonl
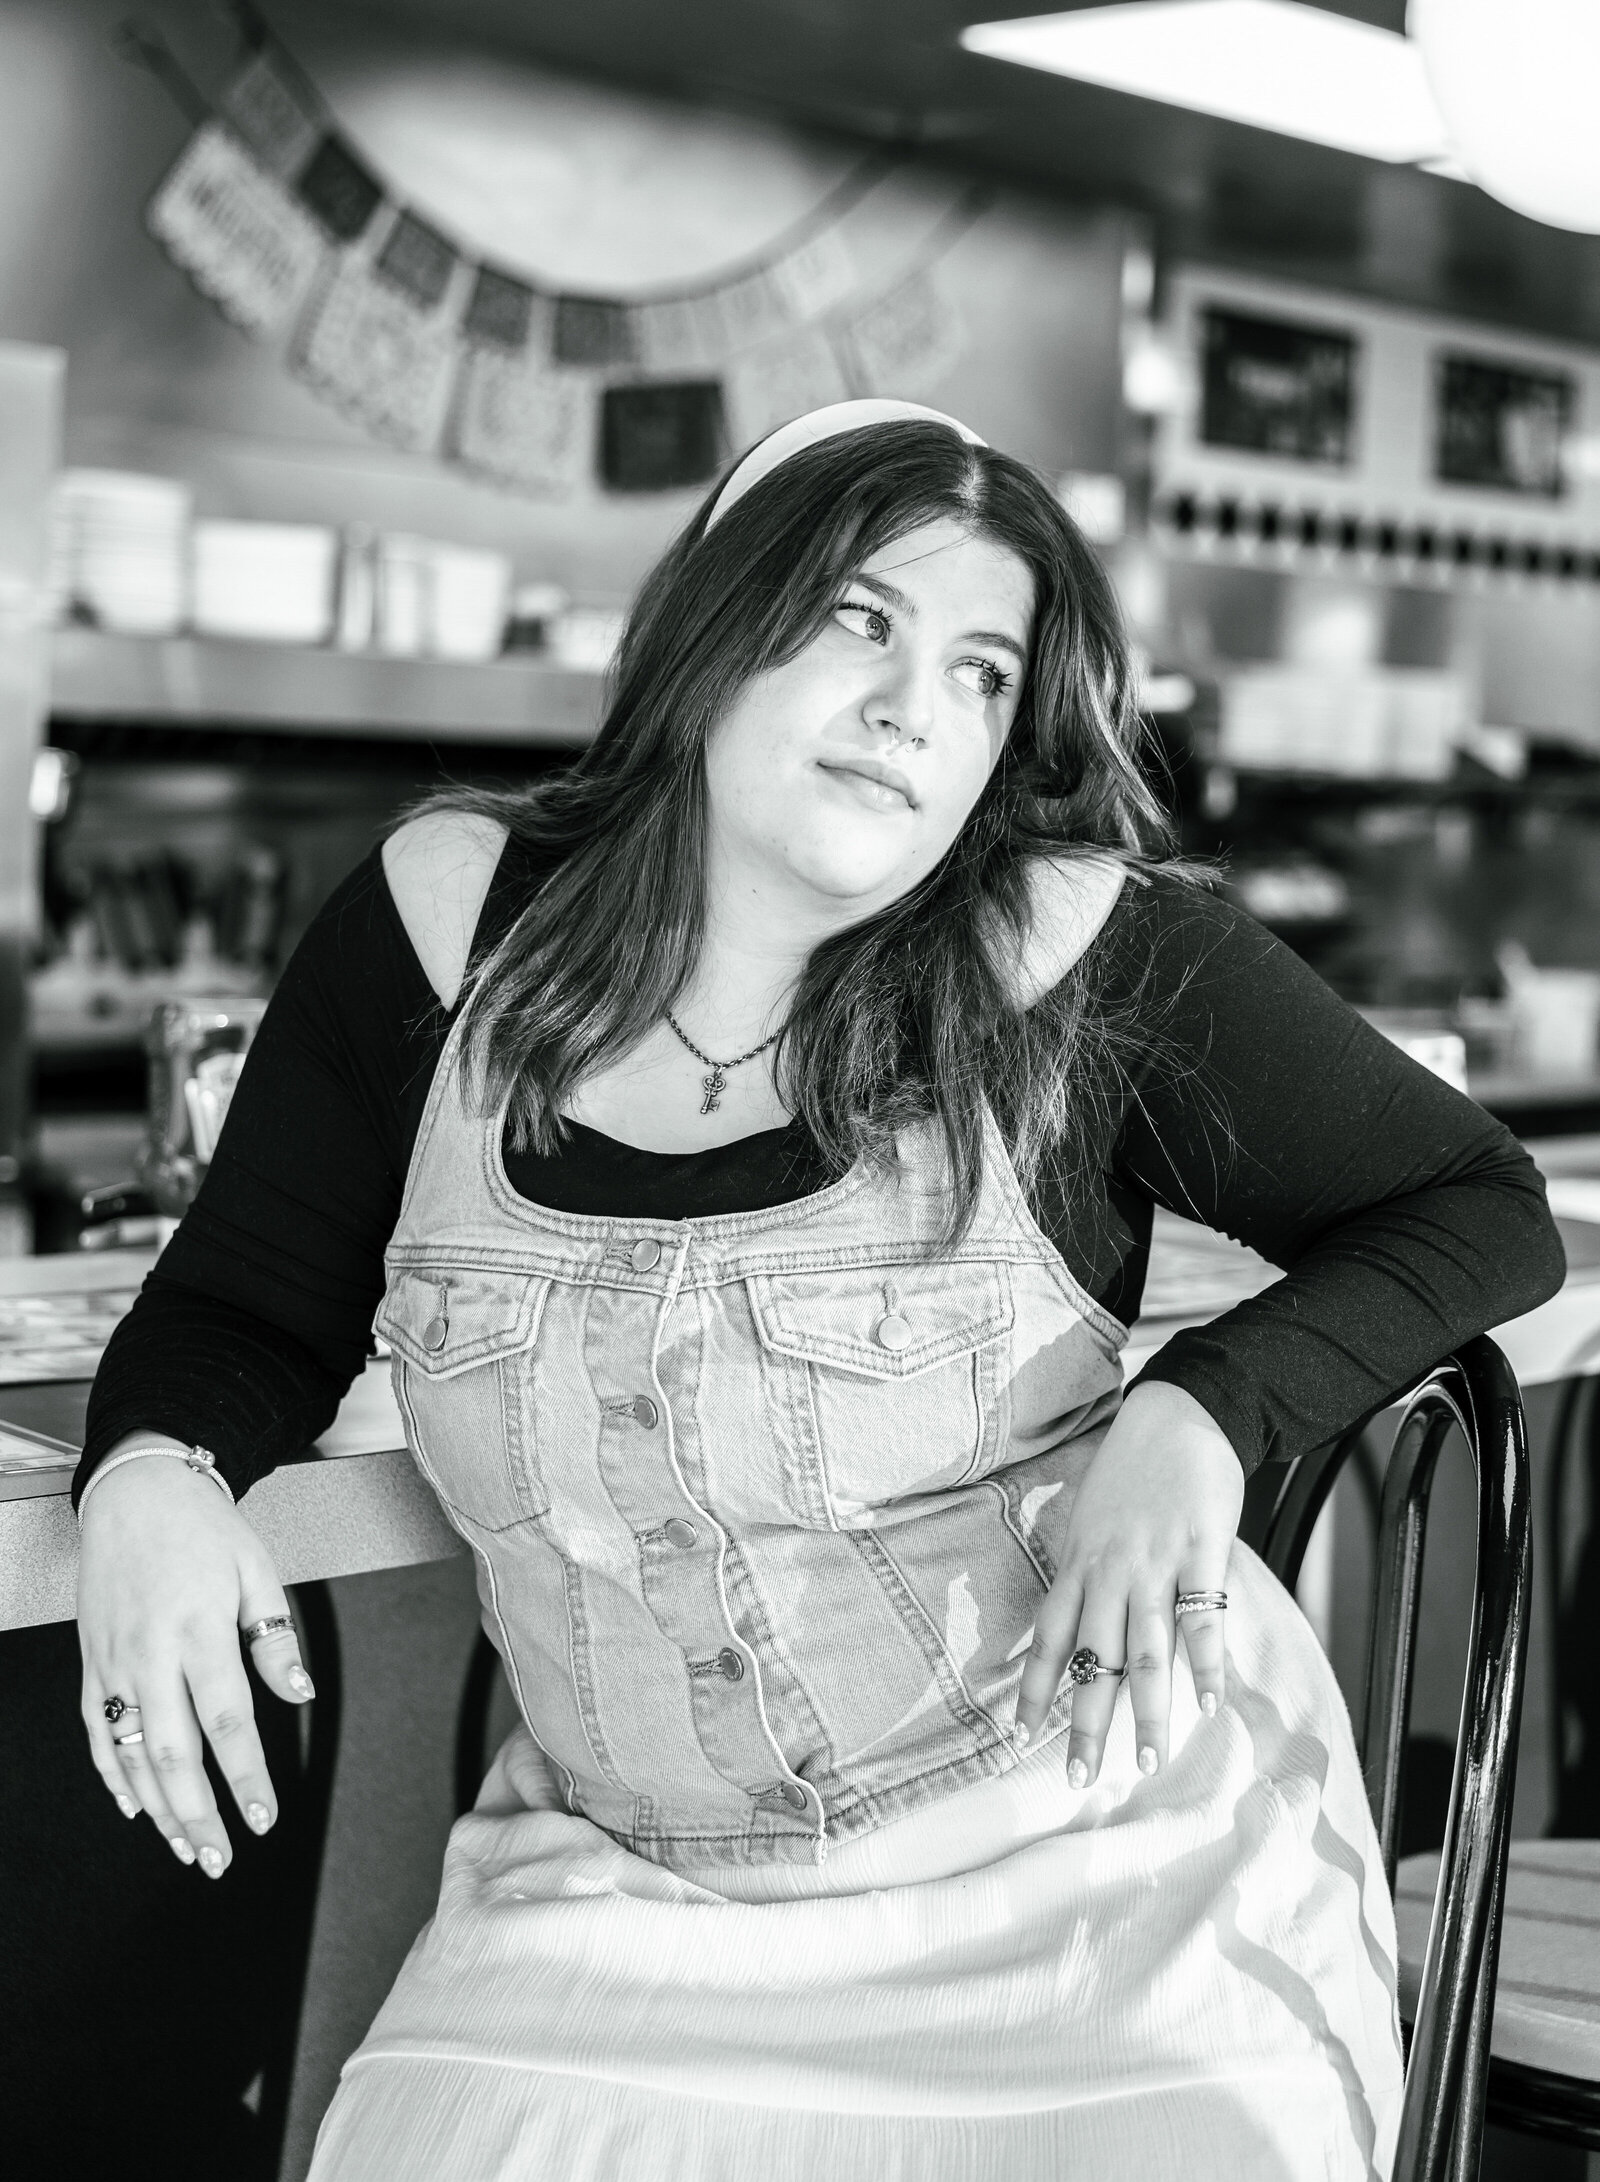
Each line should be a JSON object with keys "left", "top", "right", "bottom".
{"left": 140, "top": 996, "right": 268, "bottom": 1217}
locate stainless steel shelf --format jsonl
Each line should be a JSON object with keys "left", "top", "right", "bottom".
{"left": 1470, "top": 1067, "right": 1600, "bottom": 1107}
{"left": 48, "top": 630, "right": 605, "bottom": 744}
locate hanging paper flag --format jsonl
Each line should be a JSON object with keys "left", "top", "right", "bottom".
{"left": 632, "top": 294, "right": 718, "bottom": 375}
{"left": 461, "top": 263, "right": 540, "bottom": 351}
{"left": 221, "top": 47, "right": 320, "bottom": 180}
{"left": 840, "top": 267, "right": 965, "bottom": 398}
{"left": 147, "top": 121, "right": 326, "bottom": 338}
{"left": 293, "top": 212, "right": 462, "bottom": 451}
{"left": 712, "top": 268, "right": 794, "bottom": 355}
{"left": 452, "top": 266, "right": 592, "bottom": 492}
{"left": 297, "top": 134, "right": 384, "bottom": 243}
{"left": 553, "top": 296, "right": 636, "bottom": 368}
{"left": 376, "top": 209, "right": 456, "bottom": 307}
{"left": 772, "top": 224, "right": 856, "bottom": 321}
{"left": 726, "top": 326, "right": 850, "bottom": 448}
{"left": 453, "top": 354, "right": 595, "bottom": 497}
{"left": 601, "top": 382, "right": 726, "bottom": 491}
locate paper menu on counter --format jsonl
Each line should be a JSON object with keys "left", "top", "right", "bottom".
{"left": 1139, "top": 1208, "right": 1278, "bottom": 1322}
{"left": 0, "top": 1421, "right": 78, "bottom": 1499}
{"left": 0, "top": 1287, "right": 139, "bottom": 1383}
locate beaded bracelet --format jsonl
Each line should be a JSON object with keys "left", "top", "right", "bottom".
{"left": 76, "top": 1443, "right": 235, "bottom": 1526}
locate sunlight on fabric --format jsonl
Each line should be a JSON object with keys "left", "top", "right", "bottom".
{"left": 960, "top": 1, "right": 1452, "bottom": 166}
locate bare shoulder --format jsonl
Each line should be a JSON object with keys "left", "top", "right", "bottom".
{"left": 1012, "top": 854, "right": 1128, "bottom": 1007}
{"left": 382, "top": 809, "right": 509, "bottom": 1009}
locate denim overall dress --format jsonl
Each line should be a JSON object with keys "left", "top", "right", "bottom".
{"left": 375, "top": 999, "right": 1126, "bottom": 1874}
{"left": 314, "top": 868, "right": 1404, "bottom": 2182}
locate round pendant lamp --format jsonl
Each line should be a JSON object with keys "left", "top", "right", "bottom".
{"left": 1410, "top": 0, "right": 1600, "bottom": 233}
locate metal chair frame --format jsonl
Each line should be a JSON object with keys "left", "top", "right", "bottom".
{"left": 1546, "top": 1366, "right": 1600, "bottom": 1839}
{"left": 1255, "top": 1335, "right": 1533, "bottom": 2182}
{"left": 255, "top": 1576, "right": 344, "bottom": 2168}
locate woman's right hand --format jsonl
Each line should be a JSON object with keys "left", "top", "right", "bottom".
{"left": 76, "top": 1448, "right": 314, "bottom": 1878}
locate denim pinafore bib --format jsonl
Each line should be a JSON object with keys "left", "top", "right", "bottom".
{"left": 376, "top": 869, "right": 1130, "bottom": 1874}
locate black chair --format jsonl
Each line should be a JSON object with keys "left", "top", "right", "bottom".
{"left": 1456, "top": 1363, "right": 1600, "bottom": 2158}
{"left": 1547, "top": 1366, "right": 1600, "bottom": 1839}
{"left": 1252, "top": 1335, "right": 1534, "bottom": 2182}
{"left": 254, "top": 1577, "right": 344, "bottom": 2166}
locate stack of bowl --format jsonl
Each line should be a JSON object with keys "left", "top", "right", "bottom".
{"left": 52, "top": 470, "right": 191, "bottom": 635}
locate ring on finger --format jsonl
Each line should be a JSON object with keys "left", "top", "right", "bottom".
{"left": 1066, "top": 1646, "right": 1127, "bottom": 1685}
{"left": 242, "top": 1614, "right": 296, "bottom": 1645}
{"left": 103, "top": 1694, "right": 141, "bottom": 1725}
{"left": 112, "top": 1728, "right": 146, "bottom": 1747}
{"left": 1175, "top": 1591, "right": 1227, "bottom": 1615}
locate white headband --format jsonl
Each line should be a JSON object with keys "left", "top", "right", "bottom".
{"left": 703, "top": 398, "right": 987, "bottom": 531}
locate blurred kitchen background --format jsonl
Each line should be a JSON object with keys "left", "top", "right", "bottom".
{"left": 5, "top": 7, "right": 1600, "bottom": 2179}
{"left": 1, "top": 0, "right": 1599, "bottom": 1253}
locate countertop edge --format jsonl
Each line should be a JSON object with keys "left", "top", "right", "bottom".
{"left": 0, "top": 1443, "right": 466, "bottom": 1632}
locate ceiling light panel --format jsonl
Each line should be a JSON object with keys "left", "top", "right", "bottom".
{"left": 960, "top": 2, "right": 1452, "bottom": 165}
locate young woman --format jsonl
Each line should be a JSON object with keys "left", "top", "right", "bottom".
{"left": 75, "top": 401, "right": 1562, "bottom": 2181}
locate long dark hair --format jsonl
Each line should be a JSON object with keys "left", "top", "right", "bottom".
{"left": 432, "top": 420, "right": 1182, "bottom": 1242}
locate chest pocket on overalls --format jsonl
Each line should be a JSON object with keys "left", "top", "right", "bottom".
{"left": 378, "top": 1266, "right": 552, "bottom": 1531}
{"left": 748, "top": 1264, "right": 1013, "bottom": 1519}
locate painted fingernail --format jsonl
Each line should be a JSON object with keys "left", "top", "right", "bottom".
{"left": 116, "top": 1793, "right": 137, "bottom": 1820}
{"left": 168, "top": 1835, "right": 196, "bottom": 1866}
{"left": 1139, "top": 1745, "right": 1159, "bottom": 1776}
{"left": 245, "top": 1802, "right": 272, "bottom": 1834}
{"left": 1067, "top": 1757, "right": 1088, "bottom": 1789}
{"left": 288, "top": 1667, "right": 315, "bottom": 1700}
{"left": 1200, "top": 1691, "right": 1218, "bottom": 1718}
{"left": 198, "top": 1844, "right": 226, "bottom": 1880}
{"left": 1012, "top": 1720, "right": 1030, "bottom": 1749}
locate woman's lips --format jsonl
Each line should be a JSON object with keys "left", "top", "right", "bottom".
{"left": 815, "top": 758, "right": 917, "bottom": 811}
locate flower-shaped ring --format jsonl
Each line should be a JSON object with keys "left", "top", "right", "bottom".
{"left": 1066, "top": 1647, "right": 1126, "bottom": 1686}
{"left": 102, "top": 1694, "right": 140, "bottom": 1725}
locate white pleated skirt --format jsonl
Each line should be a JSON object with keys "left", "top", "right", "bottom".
{"left": 308, "top": 1544, "right": 1403, "bottom": 2182}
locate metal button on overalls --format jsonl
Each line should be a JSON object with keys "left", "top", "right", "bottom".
{"left": 663, "top": 1518, "right": 698, "bottom": 1548}
{"left": 630, "top": 1238, "right": 662, "bottom": 1272}
{"left": 717, "top": 1647, "right": 745, "bottom": 1681}
{"left": 630, "top": 1395, "right": 659, "bottom": 1427}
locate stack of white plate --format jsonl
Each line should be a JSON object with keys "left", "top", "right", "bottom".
{"left": 191, "top": 521, "right": 338, "bottom": 644}
{"left": 373, "top": 535, "right": 512, "bottom": 660}
{"left": 53, "top": 471, "right": 191, "bottom": 635}
{"left": 430, "top": 544, "right": 513, "bottom": 662}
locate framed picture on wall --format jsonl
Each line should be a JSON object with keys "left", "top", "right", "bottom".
{"left": 1434, "top": 353, "right": 1573, "bottom": 497}
{"left": 1199, "top": 306, "right": 1358, "bottom": 466}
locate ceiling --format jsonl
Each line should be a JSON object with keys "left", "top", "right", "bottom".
{"left": 327, "top": 0, "right": 1600, "bottom": 349}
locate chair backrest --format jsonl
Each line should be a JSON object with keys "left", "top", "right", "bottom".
{"left": 1258, "top": 1336, "right": 1533, "bottom": 2182}
{"left": 256, "top": 1577, "right": 344, "bottom": 2165}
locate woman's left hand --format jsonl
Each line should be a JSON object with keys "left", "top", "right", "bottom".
{"left": 1013, "top": 1379, "right": 1245, "bottom": 1783}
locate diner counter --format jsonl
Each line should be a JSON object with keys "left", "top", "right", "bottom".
{"left": 5, "top": 1164, "right": 1600, "bottom": 1633}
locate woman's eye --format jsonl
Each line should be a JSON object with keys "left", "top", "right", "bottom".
{"left": 838, "top": 597, "right": 890, "bottom": 643}
{"left": 955, "top": 657, "right": 1013, "bottom": 700}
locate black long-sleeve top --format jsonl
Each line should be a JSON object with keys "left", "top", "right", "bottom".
{"left": 76, "top": 839, "right": 1565, "bottom": 1506}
